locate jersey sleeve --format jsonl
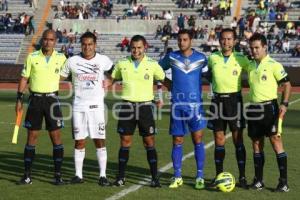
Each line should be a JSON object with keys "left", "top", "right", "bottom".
{"left": 21, "top": 54, "right": 32, "bottom": 78}
{"left": 103, "top": 56, "right": 113, "bottom": 71}
{"left": 273, "top": 62, "right": 288, "bottom": 81}
{"left": 111, "top": 61, "right": 122, "bottom": 80}
{"left": 158, "top": 54, "right": 171, "bottom": 70}
{"left": 239, "top": 54, "right": 251, "bottom": 72}
{"left": 207, "top": 55, "right": 212, "bottom": 70}
{"left": 60, "top": 58, "right": 71, "bottom": 77}
{"left": 201, "top": 56, "right": 208, "bottom": 73}
{"left": 153, "top": 62, "right": 165, "bottom": 81}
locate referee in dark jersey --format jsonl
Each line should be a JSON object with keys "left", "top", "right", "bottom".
{"left": 15, "top": 29, "right": 66, "bottom": 185}
{"left": 246, "top": 33, "right": 292, "bottom": 192}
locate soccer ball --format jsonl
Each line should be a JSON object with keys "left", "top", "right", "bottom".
{"left": 215, "top": 172, "right": 236, "bottom": 192}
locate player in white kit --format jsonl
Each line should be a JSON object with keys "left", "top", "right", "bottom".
{"left": 60, "top": 32, "right": 113, "bottom": 186}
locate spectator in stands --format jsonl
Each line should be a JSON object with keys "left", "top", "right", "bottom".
{"left": 238, "top": 16, "right": 246, "bottom": 38}
{"left": 155, "top": 25, "right": 163, "bottom": 39}
{"left": 1, "top": 0, "right": 8, "bottom": 11}
{"left": 162, "top": 21, "right": 172, "bottom": 39}
{"left": 171, "top": 23, "right": 180, "bottom": 39}
{"left": 67, "top": 43, "right": 74, "bottom": 57}
{"left": 60, "top": 44, "right": 68, "bottom": 58}
{"left": 28, "top": 16, "right": 35, "bottom": 35}
{"left": 164, "top": 10, "right": 173, "bottom": 20}
{"left": 282, "top": 38, "right": 290, "bottom": 53}
{"left": 230, "top": 17, "right": 237, "bottom": 32}
{"left": 274, "top": 36, "right": 283, "bottom": 53}
{"left": 177, "top": 13, "right": 185, "bottom": 30}
{"left": 120, "top": 36, "right": 130, "bottom": 52}
{"left": 67, "top": 28, "right": 76, "bottom": 43}
{"left": 268, "top": 9, "right": 276, "bottom": 21}
{"left": 187, "top": 15, "right": 196, "bottom": 28}
{"left": 276, "top": 0, "right": 286, "bottom": 12}
{"left": 292, "top": 43, "right": 300, "bottom": 57}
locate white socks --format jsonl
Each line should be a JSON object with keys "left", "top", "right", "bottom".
{"left": 74, "top": 148, "right": 85, "bottom": 179}
{"left": 96, "top": 147, "right": 107, "bottom": 177}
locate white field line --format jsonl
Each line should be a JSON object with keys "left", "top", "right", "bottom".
{"left": 105, "top": 134, "right": 232, "bottom": 200}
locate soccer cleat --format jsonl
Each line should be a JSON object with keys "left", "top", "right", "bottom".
{"left": 53, "top": 173, "right": 65, "bottom": 185}
{"left": 169, "top": 177, "right": 183, "bottom": 188}
{"left": 195, "top": 177, "right": 205, "bottom": 190}
{"left": 98, "top": 176, "right": 111, "bottom": 186}
{"left": 150, "top": 177, "right": 161, "bottom": 188}
{"left": 274, "top": 179, "right": 289, "bottom": 192}
{"left": 70, "top": 176, "right": 84, "bottom": 184}
{"left": 250, "top": 178, "right": 264, "bottom": 191}
{"left": 209, "top": 177, "right": 217, "bottom": 188}
{"left": 237, "top": 177, "right": 249, "bottom": 189}
{"left": 18, "top": 174, "right": 32, "bottom": 185}
{"left": 113, "top": 177, "right": 125, "bottom": 187}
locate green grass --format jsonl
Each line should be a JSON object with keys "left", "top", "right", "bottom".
{"left": 0, "top": 91, "right": 299, "bottom": 200}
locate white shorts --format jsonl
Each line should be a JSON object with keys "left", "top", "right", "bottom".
{"left": 72, "top": 109, "right": 106, "bottom": 140}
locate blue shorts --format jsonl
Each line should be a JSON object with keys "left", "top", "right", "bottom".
{"left": 169, "top": 104, "right": 207, "bottom": 136}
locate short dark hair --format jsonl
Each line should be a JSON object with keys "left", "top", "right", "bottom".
{"left": 42, "top": 29, "right": 57, "bottom": 39}
{"left": 130, "top": 35, "right": 147, "bottom": 46}
{"left": 220, "top": 28, "right": 237, "bottom": 40}
{"left": 178, "top": 29, "right": 193, "bottom": 39}
{"left": 80, "top": 31, "right": 97, "bottom": 43}
{"left": 249, "top": 33, "right": 267, "bottom": 46}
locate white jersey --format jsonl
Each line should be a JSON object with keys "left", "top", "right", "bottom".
{"left": 61, "top": 53, "right": 113, "bottom": 111}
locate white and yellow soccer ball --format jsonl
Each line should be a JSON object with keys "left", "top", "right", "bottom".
{"left": 215, "top": 172, "right": 236, "bottom": 192}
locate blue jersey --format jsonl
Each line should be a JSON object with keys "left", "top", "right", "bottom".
{"left": 159, "top": 49, "right": 208, "bottom": 105}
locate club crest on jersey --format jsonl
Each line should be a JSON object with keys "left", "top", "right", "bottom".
{"left": 55, "top": 68, "right": 59, "bottom": 74}
{"left": 77, "top": 73, "right": 98, "bottom": 81}
{"left": 232, "top": 69, "right": 238, "bottom": 76}
{"left": 144, "top": 73, "right": 150, "bottom": 80}
{"left": 261, "top": 74, "right": 267, "bottom": 81}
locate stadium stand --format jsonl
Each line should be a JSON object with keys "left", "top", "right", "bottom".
{"left": 0, "top": 0, "right": 300, "bottom": 81}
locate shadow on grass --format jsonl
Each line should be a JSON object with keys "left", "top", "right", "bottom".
{"left": 0, "top": 151, "right": 159, "bottom": 186}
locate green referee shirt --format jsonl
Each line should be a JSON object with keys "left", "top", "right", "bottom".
{"left": 112, "top": 55, "right": 165, "bottom": 102}
{"left": 246, "top": 55, "right": 288, "bottom": 103}
{"left": 208, "top": 51, "right": 250, "bottom": 93}
{"left": 21, "top": 49, "right": 66, "bottom": 93}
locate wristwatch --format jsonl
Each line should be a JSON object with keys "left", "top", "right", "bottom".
{"left": 280, "top": 101, "right": 289, "bottom": 107}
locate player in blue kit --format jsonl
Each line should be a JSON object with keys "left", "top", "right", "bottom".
{"left": 159, "top": 29, "right": 208, "bottom": 190}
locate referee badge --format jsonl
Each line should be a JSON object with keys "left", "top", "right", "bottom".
{"left": 261, "top": 74, "right": 267, "bottom": 81}
{"left": 232, "top": 69, "right": 238, "bottom": 76}
{"left": 144, "top": 73, "right": 150, "bottom": 80}
{"left": 149, "top": 126, "right": 154, "bottom": 134}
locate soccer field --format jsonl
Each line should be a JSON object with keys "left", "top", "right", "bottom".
{"left": 0, "top": 90, "right": 299, "bottom": 200}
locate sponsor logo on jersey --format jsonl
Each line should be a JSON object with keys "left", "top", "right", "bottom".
{"left": 73, "top": 127, "right": 79, "bottom": 133}
{"left": 77, "top": 73, "right": 98, "bottom": 81}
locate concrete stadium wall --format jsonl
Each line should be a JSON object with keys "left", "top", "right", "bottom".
{"left": 52, "top": 19, "right": 223, "bottom": 35}
{"left": 1, "top": 64, "right": 300, "bottom": 86}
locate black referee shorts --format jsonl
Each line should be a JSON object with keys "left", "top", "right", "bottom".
{"left": 117, "top": 101, "right": 156, "bottom": 136}
{"left": 24, "top": 92, "right": 63, "bottom": 131}
{"left": 207, "top": 92, "right": 245, "bottom": 133}
{"left": 246, "top": 99, "right": 279, "bottom": 139}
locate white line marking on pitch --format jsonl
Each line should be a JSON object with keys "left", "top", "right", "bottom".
{"left": 105, "top": 134, "right": 232, "bottom": 200}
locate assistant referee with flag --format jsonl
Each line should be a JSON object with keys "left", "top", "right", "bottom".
{"left": 15, "top": 29, "right": 66, "bottom": 185}
{"left": 246, "top": 33, "right": 291, "bottom": 192}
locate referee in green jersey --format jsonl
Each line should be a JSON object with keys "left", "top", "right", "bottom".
{"left": 246, "top": 33, "right": 291, "bottom": 192}
{"left": 111, "top": 35, "right": 165, "bottom": 187}
{"left": 15, "top": 30, "right": 66, "bottom": 185}
{"left": 207, "top": 28, "right": 250, "bottom": 188}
